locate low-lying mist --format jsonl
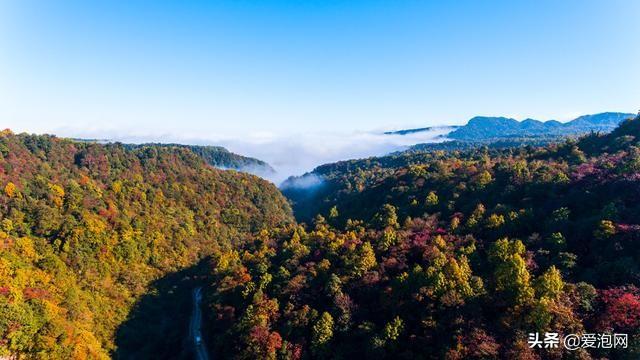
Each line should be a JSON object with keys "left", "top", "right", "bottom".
{"left": 279, "top": 173, "right": 323, "bottom": 191}
{"left": 34, "top": 126, "right": 453, "bottom": 185}
{"left": 216, "top": 128, "right": 453, "bottom": 184}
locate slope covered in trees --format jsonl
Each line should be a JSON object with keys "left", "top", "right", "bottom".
{"left": 0, "top": 131, "right": 292, "bottom": 358}
{"left": 207, "top": 115, "right": 640, "bottom": 359}
{"left": 384, "top": 112, "right": 636, "bottom": 155}
{"left": 282, "top": 114, "right": 639, "bottom": 224}
{"left": 121, "top": 143, "right": 276, "bottom": 176}
{"left": 3, "top": 115, "right": 640, "bottom": 359}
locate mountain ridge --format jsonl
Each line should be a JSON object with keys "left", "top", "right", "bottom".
{"left": 447, "top": 111, "right": 634, "bottom": 140}
{"left": 74, "top": 139, "right": 275, "bottom": 176}
{"left": 386, "top": 112, "right": 635, "bottom": 141}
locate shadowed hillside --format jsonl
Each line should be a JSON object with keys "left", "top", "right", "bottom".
{"left": 0, "top": 131, "right": 292, "bottom": 358}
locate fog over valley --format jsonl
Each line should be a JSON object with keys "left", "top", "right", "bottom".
{"left": 216, "top": 127, "right": 454, "bottom": 183}
{"left": 18, "top": 125, "right": 454, "bottom": 184}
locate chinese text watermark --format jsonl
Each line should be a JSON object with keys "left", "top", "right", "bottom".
{"left": 528, "top": 332, "right": 627, "bottom": 350}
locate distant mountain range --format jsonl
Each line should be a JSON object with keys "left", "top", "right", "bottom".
{"left": 387, "top": 112, "right": 635, "bottom": 141}
{"left": 447, "top": 112, "right": 635, "bottom": 140}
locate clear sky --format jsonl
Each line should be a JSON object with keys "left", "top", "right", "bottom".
{"left": 0, "top": 0, "right": 638, "bottom": 139}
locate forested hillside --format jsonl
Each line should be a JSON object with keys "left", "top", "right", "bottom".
{"left": 385, "top": 112, "right": 636, "bottom": 155}
{"left": 3, "top": 115, "right": 640, "bottom": 359}
{"left": 0, "top": 131, "right": 292, "bottom": 358}
{"left": 207, "top": 115, "right": 640, "bottom": 359}
{"left": 121, "top": 143, "right": 275, "bottom": 176}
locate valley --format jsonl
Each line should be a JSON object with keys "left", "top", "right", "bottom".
{"left": 2, "top": 114, "right": 640, "bottom": 359}
{"left": 3, "top": 2, "right": 638, "bottom": 358}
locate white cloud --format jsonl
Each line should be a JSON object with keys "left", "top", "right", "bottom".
{"left": 279, "top": 173, "right": 323, "bottom": 190}
{"left": 214, "top": 127, "right": 453, "bottom": 183}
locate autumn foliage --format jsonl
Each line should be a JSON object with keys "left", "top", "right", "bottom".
{"left": 208, "top": 115, "right": 640, "bottom": 359}
{"left": 0, "top": 133, "right": 292, "bottom": 358}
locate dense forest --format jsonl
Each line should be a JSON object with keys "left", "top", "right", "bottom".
{"left": 208, "top": 115, "right": 640, "bottom": 359}
{"left": 2, "top": 115, "right": 640, "bottom": 359}
{"left": 121, "top": 143, "right": 275, "bottom": 176}
{"left": 0, "top": 132, "right": 292, "bottom": 358}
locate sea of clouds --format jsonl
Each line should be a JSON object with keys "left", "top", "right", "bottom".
{"left": 213, "top": 127, "right": 453, "bottom": 184}
{"left": 19, "top": 125, "right": 453, "bottom": 185}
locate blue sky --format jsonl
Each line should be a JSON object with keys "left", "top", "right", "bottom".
{"left": 0, "top": 0, "right": 638, "bottom": 140}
